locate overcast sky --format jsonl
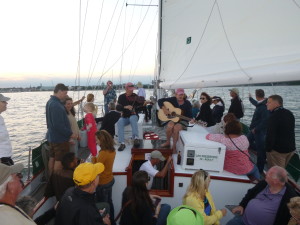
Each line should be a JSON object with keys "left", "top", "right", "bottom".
{"left": 0, "top": 0, "right": 158, "bottom": 88}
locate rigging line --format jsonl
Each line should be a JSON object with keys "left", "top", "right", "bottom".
{"left": 292, "top": 0, "right": 300, "bottom": 9}
{"left": 93, "top": 0, "right": 154, "bottom": 89}
{"left": 169, "top": 0, "right": 217, "bottom": 88}
{"left": 119, "top": 2, "right": 128, "bottom": 85}
{"left": 74, "top": 0, "right": 82, "bottom": 100}
{"left": 129, "top": 0, "right": 146, "bottom": 81}
{"left": 93, "top": 0, "right": 126, "bottom": 95}
{"left": 126, "top": 3, "right": 158, "bottom": 7}
{"left": 132, "top": 10, "right": 158, "bottom": 78}
{"left": 125, "top": 0, "right": 136, "bottom": 50}
{"left": 88, "top": 0, "right": 121, "bottom": 88}
{"left": 216, "top": 1, "right": 252, "bottom": 80}
{"left": 84, "top": 0, "right": 105, "bottom": 96}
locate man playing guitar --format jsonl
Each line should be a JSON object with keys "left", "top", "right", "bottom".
{"left": 158, "top": 88, "right": 193, "bottom": 153}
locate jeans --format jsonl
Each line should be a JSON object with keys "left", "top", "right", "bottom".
{"left": 117, "top": 115, "right": 139, "bottom": 143}
{"left": 246, "top": 165, "right": 261, "bottom": 180}
{"left": 247, "top": 131, "right": 266, "bottom": 173}
{"left": 96, "top": 178, "right": 115, "bottom": 225}
{"left": 157, "top": 204, "right": 171, "bottom": 225}
{"left": 104, "top": 103, "right": 109, "bottom": 115}
{"left": 226, "top": 215, "right": 245, "bottom": 225}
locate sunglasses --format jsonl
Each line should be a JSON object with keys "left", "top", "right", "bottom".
{"left": 200, "top": 97, "right": 206, "bottom": 100}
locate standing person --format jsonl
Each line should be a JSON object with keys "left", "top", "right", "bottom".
{"left": 116, "top": 82, "right": 145, "bottom": 151}
{"left": 84, "top": 102, "right": 98, "bottom": 156}
{"left": 64, "top": 97, "right": 81, "bottom": 156}
{"left": 158, "top": 88, "right": 193, "bottom": 153}
{"left": 196, "top": 92, "right": 215, "bottom": 127}
{"left": 55, "top": 162, "right": 111, "bottom": 225}
{"left": 99, "top": 102, "right": 121, "bottom": 137}
{"left": 226, "top": 166, "right": 298, "bottom": 225}
{"left": 183, "top": 170, "right": 227, "bottom": 225}
{"left": 139, "top": 150, "right": 173, "bottom": 189}
{"left": 211, "top": 96, "right": 225, "bottom": 124}
{"left": 92, "top": 130, "right": 117, "bottom": 225}
{"left": 120, "top": 170, "right": 171, "bottom": 225}
{"left": 0, "top": 94, "right": 14, "bottom": 165}
{"left": 103, "top": 80, "right": 117, "bottom": 115}
{"left": 247, "top": 89, "right": 269, "bottom": 173}
{"left": 228, "top": 88, "right": 244, "bottom": 120}
{"left": 86, "top": 93, "right": 98, "bottom": 117}
{"left": 265, "top": 95, "right": 296, "bottom": 168}
{"left": 46, "top": 83, "right": 74, "bottom": 174}
{"left": 0, "top": 163, "right": 36, "bottom": 225}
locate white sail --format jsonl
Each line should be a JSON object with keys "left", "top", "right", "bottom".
{"left": 159, "top": 0, "right": 300, "bottom": 89}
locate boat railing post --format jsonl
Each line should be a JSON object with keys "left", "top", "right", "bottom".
{"left": 27, "top": 147, "right": 31, "bottom": 181}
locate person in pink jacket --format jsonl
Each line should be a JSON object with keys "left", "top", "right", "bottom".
{"left": 84, "top": 103, "right": 97, "bottom": 156}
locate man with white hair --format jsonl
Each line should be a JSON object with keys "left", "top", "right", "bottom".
{"left": 0, "top": 93, "right": 14, "bottom": 165}
{"left": 226, "top": 166, "right": 298, "bottom": 225}
{"left": 0, "top": 163, "right": 36, "bottom": 225}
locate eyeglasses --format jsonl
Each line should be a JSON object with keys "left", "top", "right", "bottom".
{"left": 200, "top": 97, "right": 206, "bottom": 100}
{"left": 200, "top": 169, "right": 208, "bottom": 180}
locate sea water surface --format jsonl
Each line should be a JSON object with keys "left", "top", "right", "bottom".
{"left": 2, "top": 86, "right": 300, "bottom": 166}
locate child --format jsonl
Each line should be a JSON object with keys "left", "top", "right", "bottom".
{"left": 84, "top": 102, "right": 97, "bottom": 156}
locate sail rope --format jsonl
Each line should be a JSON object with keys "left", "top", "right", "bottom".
{"left": 91, "top": 0, "right": 154, "bottom": 93}
{"left": 292, "top": 0, "right": 300, "bottom": 9}
{"left": 168, "top": 0, "right": 217, "bottom": 88}
{"left": 131, "top": 10, "right": 158, "bottom": 80}
{"left": 215, "top": 1, "right": 252, "bottom": 81}
{"left": 84, "top": 0, "right": 105, "bottom": 97}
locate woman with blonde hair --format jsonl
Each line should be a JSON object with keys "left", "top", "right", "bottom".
{"left": 183, "top": 170, "right": 226, "bottom": 225}
{"left": 288, "top": 196, "right": 300, "bottom": 225}
{"left": 92, "top": 130, "right": 116, "bottom": 225}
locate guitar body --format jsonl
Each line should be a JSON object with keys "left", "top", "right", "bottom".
{"left": 158, "top": 102, "right": 182, "bottom": 123}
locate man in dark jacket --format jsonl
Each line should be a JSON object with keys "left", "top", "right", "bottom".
{"left": 228, "top": 88, "right": 244, "bottom": 120}
{"left": 158, "top": 88, "right": 193, "bottom": 153}
{"left": 247, "top": 89, "right": 269, "bottom": 173}
{"left": 227, "top": 166, "right": 298, "bottom": 225}
{"left": 266, "top": 95, "right": 295, "bottom": 168}
{"left": 46, "top": 83, "right": 75, "bottom": 174}
{"left": 116, "top": 82, "right": 145, "bottom": 151}
{"left": 55, "top": 162, "right": 110, "bottom": 225}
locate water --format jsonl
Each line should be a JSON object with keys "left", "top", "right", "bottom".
{"left": 2, "top": 86, "right": 300, "bottom": 165}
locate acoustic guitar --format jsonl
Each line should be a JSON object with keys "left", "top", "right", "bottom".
{"left": 158, "top": 101, "right": 207, "bottom": 126}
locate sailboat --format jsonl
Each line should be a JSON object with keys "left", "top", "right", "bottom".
{"left": 21, "top": 0, "right": 300, "bottom": 224}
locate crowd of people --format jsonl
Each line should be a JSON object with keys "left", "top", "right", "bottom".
{"left": 0, "top": 83, "right": 299, "bottom": 225}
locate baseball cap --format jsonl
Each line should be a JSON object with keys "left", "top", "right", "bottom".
{"left": 0, "top": 163, "right": 24, "bottom": 185}
{"left": 73, "top": 163, "right": 105, "bottom": 186}
{"left": 229, "top": 88, "right": 239, "bottom": 95}
{"left": 175, "top": 88, "right": 185, "bottom": 95}
{"left": 167, "top": 205, "right": 204, "bottom": 225}
{"left": 125, "top": 82, "right": 135, "bottom": 91}
{"left": 0, "top": 94, "right": 10, "bottom": 102}
{"left": 150, "top": 150, "right": 165, "bottom": 161}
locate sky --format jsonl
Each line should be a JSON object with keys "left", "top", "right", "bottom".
{"left": 0, "top": 0, "right": 159, "bottom": 88}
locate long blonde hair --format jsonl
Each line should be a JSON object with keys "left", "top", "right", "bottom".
{"left": 183, "top": 170, "right": 210, "bottom": 200}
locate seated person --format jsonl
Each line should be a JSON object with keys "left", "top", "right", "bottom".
{"left": 44, "top": 152, "right": 77, "bottom": 201}
{"left": 120, "top": 170, "right": 171, "bottom": 225}
{"left": 196, "top": 92, "right": 215, "bottom": 127}
{"left": 97, "top": 102, "right": 121, "bottom": 137}
{"left": 287, "top": 196, "right": 300, "bottom": 225}
{"left": 191, "top": 99, "right": 200, "bottom": 119}
{"left": 226, "top": 166, "right": 298, "bottom": 225}
{"left": 158, "top": 88, "right": 193, "bottom": 152}
{"left": 183, "top": 170, "right": 227, "bottom": 225}
{"left": 167, "top": 205, "right": 204, "bottom": 225}
{"left": 206, "top": 120, "right": 260, "bottom": 180}
{"left": 139, "top": 150, "right": 172, "bottom": 189}
{"left": 116, "top": 82, "right": 145, "bottom": 151}
{"left": 55, "top": 162, "right": 110, "bottom": 225}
